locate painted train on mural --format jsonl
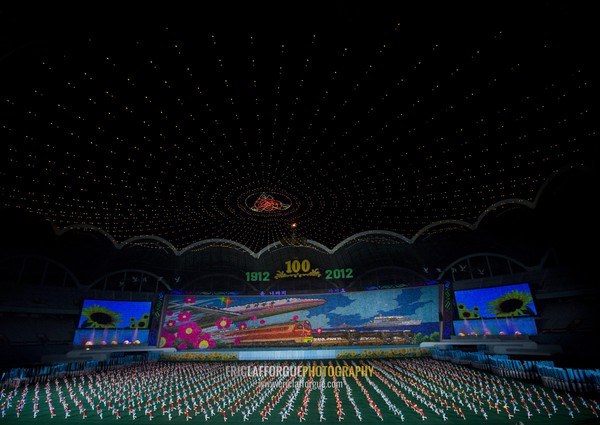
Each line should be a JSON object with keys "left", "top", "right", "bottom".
{"left": 214, "top": 319, "right": 415, "bottom": 347}
{"left": 218, "top": 320, "right": 314, "bottom": 346}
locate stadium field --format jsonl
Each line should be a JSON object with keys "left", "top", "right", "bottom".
{"left": 1, "top": 358, "right": 597, "bottom": 424}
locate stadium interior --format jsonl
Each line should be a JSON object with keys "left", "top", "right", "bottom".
{"left": 0, "top": 3, "right": 598, "bottom": 423}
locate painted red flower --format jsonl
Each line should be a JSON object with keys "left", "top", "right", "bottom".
{"left": 195, "top": 333, "right": 215, "bottom": 349}
{"left": 178, "top": 311, "right": 191, "bottom": 322}
{"left": 159, "top": 332, "right": 176, "bottom": 348}
{"left": 195, "top": 339, "right": 210, "bottom": 349}
{"left": 216, "top": 317, "right": 232, "bottom": 329}
{"left": 177, "top": 322, "right": 200, "bottom": 341}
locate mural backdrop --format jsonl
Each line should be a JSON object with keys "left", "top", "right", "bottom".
{"left": 158, "top": 286, "right": 441, "bottom": 350}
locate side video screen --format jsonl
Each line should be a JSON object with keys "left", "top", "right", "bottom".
{"left": 73, "top": 299, "right": 152, "bottom": 346}
{"left": 454, "top": 282, "right": 537, "bottom": 319}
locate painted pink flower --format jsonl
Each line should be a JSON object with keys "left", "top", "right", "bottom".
{"left": 183, "top": 296, "right": 197, "bottom": 304}
{"left": 166, "top": 311, "right": 173, "bottom": 316}
{"left": 233, "top": 338, "right": 241, "bottom": 345}
{"left": 177, "top": 322, "right": 200, "bottom": 342}
{"left": 159, "top": 332, "right": 176, "bottom": 348}
{"left": 249, "top": 315, "right": 257, "bottom": 321}
{"left": 259, "top": 319, "right": 265, "bottom": 324}
{"left": 237, "top": 322, "right": 248, "bottom": 330}
{"left": 195, "top": 339, "right": 209, "bottom": 349}
{"left": 177, "top": 342, "right": 188, "bottom": 350}
{"left": 216, "top": 317, "right": 232, "bottom": 329}
{"left": 315, "top": 327, "right": 323, "bottom": 334}
{"left": 166, "top": 320, "right": 177, "bottom": 328}
{"left": 195, "top": 333, "right": 215, "bottom": 349}
{"left": 178, "top": 311, "right": 191, "bottom": 322}
{"left": 292, "top": 315, "right": 299, "bottom": 321}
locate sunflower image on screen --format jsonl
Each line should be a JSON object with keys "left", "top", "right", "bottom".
{"left": 456, "top": 304, "right": 480, "bottom": 319}
{"left": 454, "top": 283, "right": 537, "bottom": 320}
{"left": 77, "top": 300, "right": 153, "bottom": 329}
{"left": 129, "top": 314, "right": 151, "bottom": 329}
{"left": 486, "top": 289, "right": 534, "bottom": 317}
{"left": 80, "top": 304, "right": 123, "bottom": 328}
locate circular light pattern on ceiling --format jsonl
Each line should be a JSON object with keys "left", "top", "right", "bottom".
{"left": 0, "top": 4, "right": 596, "bottom": 252}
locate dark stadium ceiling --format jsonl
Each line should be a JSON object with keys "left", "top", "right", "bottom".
{"left": 0, "top": 3, "right": 597, "bottom": 254}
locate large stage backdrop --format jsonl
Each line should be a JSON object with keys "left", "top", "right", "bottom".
{"left": 157, "top": 286, "right": 441, "bottom": 350}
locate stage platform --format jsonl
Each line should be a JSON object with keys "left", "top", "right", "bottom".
{"left": 421, "top": 335, "right": 562, "bottom": 356}
{"left": 59, "top": 344, "right": 430, "bottom": 362}
{"left": 42, "top": 345, "right": 173, "bottom": 364}
{"left": 159, "top": 344, "right": 430, "bottom": 361}
{"left": 53, "top": 335, "right": 562, "bottom": 364}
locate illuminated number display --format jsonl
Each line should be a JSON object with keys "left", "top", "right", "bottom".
{"left": 324, "top": 268, "right": 353, "bottom": 280}
{"left": 245, "top": 260, "right": 354, "bottom": 282}
{"left": 284, "top": 259, "right": 311, "bottom": 274}
{"left": 245, "top": 271, "right": 270, "bottom": 282}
